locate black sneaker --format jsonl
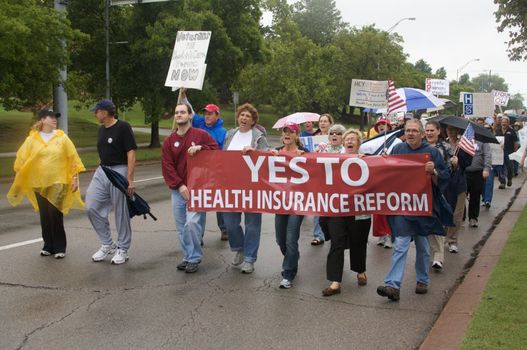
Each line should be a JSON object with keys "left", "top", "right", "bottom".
{"left": 176, "top": 261, "right": 188, "bottom": 271}
{"left": 507, "top": 180, "right": 512, "bottom": 187}
{"left": 484, "top": 202, "right": 491, "bottom": 209}
{"left": 499, "top": 183, "right": 506, "bottom": 189}
{"left": 415, "top": 282, "right": 428, "bottom": 294}
{"left": 377, "top": 285, "right": 400, "bottom": 301}
{"left": 185, "top": 262, "right": 199, "bottom": 273}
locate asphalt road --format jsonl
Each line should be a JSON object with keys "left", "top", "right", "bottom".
{"left": 0, "top": 162, "right": 523, "bottom": 350}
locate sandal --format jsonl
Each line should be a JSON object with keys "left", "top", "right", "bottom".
{"left": 357, "top": 273, "right": 367, "bottom": 286}
{"left": 311, "top": 239, "right": 324, "bottom": 246}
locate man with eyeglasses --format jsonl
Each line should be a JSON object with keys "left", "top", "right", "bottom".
{"left": 377, "top": 119, "right": 449, "bottom": 301}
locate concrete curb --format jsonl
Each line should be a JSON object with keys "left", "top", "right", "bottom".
{"left": 420, "top": 180, "right": 527, "bottom": 350}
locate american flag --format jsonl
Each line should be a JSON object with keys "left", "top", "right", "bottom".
{"left": 387, "top": 80, "right": 406, "bottom": 115}
{"left": 459, "top": 123, "right": 477, "bottom": 156}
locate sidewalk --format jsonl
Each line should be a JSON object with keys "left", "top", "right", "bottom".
{"left": 420, "top": 177, "right": 527, "bottom": 349}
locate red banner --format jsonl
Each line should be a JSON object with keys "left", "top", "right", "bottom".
{"left": 187, "top": 151, "right": 433, "bottom": 217}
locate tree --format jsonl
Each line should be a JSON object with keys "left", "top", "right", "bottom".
{"left": 414, "top": 59, "right": 432, "bottom": 74}
{"left": 471, "top": 73, "right": 508, "bottom": 92}
{"left": 495, "top": 0, "right": 527, "bottom": 61}
{"left": 0, "top": 0, "right": 84, "bottom": 110}
{"left": 292, "top": 0, "right": 346, "bottom": 45}
{"left": 435, "top": 67, "right": 447, "bottom": 79}
{"left": 507, "top": 93, "right": 525, "bottom": 110}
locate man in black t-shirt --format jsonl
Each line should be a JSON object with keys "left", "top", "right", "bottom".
{"left": 86, "top": 99, "right": 137, "bottom": 265}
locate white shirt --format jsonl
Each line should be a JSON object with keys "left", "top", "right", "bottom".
{"left": 227, "top": 130, "right": 252, "bottom": 150}
{"left": 39, "top": 130, "right": 57, "bottom": 143}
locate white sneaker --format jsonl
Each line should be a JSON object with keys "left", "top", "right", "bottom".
{"left": 111, "top": 248, "right": 129, "bottom": 265}
{"left": 54, "top": 252, "right": 66, "bottom": 259}
{"left": 92, "top": 243, "right": 117, "bottom": 262}
{"left": 241, "top": 261, "right": 254, "bottom": 274}
{"left": 40, "top": 250, "right": 52, "bottom": 256}
{"left": 279, "top": 279, "right": 292, "bottom": 289}
{"left": 432, "top": 261, "right": 443, "bottom": 270}
{"left": 232, "top": 251, "right": 244, "bottom": 266}
{"left": 376, "top": 236, "right": 386, "bottom": 246}
{"left": 448, "top": 244, "right": 459, "bottom": 253}
{"left": 384, "top": 237, "right": 392, "bottom": 249}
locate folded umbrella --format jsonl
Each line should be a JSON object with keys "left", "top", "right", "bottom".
{"left": 438, "top": 116, "right": 499, "bottom": 144}
{"left": 101, "top": 166, "right": 157, "bottom": 220}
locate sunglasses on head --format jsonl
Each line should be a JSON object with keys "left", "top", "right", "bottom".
{"left": 330, "top": 131, "right": 342, "bottom": 136}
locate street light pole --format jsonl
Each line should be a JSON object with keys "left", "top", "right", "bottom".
{"left": 456, "top": 58, "right": 480, "bottom": 81}
{"left": 386, "top": 17, "right": 416, "bottom": 33}
{"left": 105, "top": 0, "right": 111, "bottom": 99}
{"left": 54, "top": 0, "right": 68, "bottom": 134}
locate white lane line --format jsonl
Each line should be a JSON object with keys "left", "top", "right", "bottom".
{"left": 0, "top": 177, "right": 162, "bottom": 252}
{"left": 0, "top": 238, "right": 43, "bottom": 251}
{"left": 135, "top": 176, "right": 163, "bottom": 183}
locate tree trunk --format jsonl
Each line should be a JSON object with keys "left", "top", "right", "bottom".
{"left": 149, "top": 118, "right": 161, "bottom": 148}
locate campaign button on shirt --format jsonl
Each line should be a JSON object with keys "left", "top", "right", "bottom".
{"left": 174, "top": 141, "right": 180, "bottom": 148}
{"left": 108, "top": 137, "right": 113, "bottom": 144}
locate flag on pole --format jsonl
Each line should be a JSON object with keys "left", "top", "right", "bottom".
{"left": 459, "top": 123, "right": 477, "bottom": 156}
{"left": 387, "top": 80, "right": 406, "bottom": 114}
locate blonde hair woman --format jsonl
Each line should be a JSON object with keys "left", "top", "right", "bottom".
{"left": 7, "top": 109, "right": 85, "bottom": 258}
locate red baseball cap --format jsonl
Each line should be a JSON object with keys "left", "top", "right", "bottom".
{"left": 282, "top": 122, "right": 300, "bottom": 134}
{"left": 203, "top": 104, "right": 220, "bottom": 113}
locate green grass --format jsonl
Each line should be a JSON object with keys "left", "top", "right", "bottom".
{"left": 0, "top": 102, "right": 155, "bottom": 153}
{"left": 460, "top": 207, "right": 527, "bottom": 349}
{"left": 0, "top": 147, "right": 162, "bottom": 178}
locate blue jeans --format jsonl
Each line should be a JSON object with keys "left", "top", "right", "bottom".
{"left": 223, "top": 212, "right": 262, "bottom": 263}
{"left": 275, "top": 214, "right": 304, "bottom": 281}
{"left": 483, "top": 166, "right": 495, "bottom": 203}
{"left": 384, "top": 235, "right": 430, "bottom": 289}
{"left": 312, "top": 216, "right": 324, "bottom": 241}
{"left": 199, "top": 212, "right": 227, "bottom": 238}
{"left": 171, "top": 190, "right": 205, "bottom": 263}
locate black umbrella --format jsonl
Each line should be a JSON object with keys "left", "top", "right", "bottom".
{"left": 101, "top": 166, "right": 157, "bottom": 221}
{"left": 438, "top": 116, "right": 499, "bottom": 144}
{"left": 517, "top": 115, "right": 527, "bottom": 122}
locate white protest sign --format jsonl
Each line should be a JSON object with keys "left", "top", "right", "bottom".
{"left": 165, "top": 31, "right": 211, "bottom": 90}
{"left": 349, "top": 79, "right": 388, "bottom": 109}
{"left": 462, "top": 93, "right": 495, "bottom": 118}
{"left": 490, "top": 143, "right": 504, "bottom": 165}
{"left": 492, "top": 90, "right": 510, "bottom": 107}
{"left": 300, "top": 135, "right": 329, "bottom": 152}
{"left": 425, "top": 78, "right": 449, "bottom": 96}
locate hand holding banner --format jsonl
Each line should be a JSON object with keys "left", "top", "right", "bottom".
{"left": 187, "top": 151, "right": 433, "bottom": 217}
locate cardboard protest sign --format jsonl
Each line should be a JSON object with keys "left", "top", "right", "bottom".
{"left": 462, "top": 93, "right": 495, "bottom": 118}
{"left": 492, "top": 90, "right": 510, "bottom": 107}
{"left": 349, "top": 79, "right": 388, "bottom": 109}
{"left": 187, "top": 151, "right": 432, "bottom": 217}
{"left": 165, "top": 31, "right": 211, "bottom": 90}
{"left": 425, "top": 78, "right": 449, "bottom": 96}
{"left": 300, "top": 135, "right": 329, "bottom": 152}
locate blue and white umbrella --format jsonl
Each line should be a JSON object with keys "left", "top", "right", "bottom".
{"left": 365, "top": 87, "right": 445, "bottom": 114}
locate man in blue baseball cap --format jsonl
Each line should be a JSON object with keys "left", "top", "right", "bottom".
{"left": 86, "top": 99, "right": 137, "bottom": 265}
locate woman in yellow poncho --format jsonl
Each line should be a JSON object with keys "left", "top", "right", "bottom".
{"left": 7, "top": 109, "right": 85, "bottom": 259}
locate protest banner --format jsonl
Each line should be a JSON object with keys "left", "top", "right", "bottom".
{"left": 492, "top": 90, "right": 510, "bottom": 107}
{"left": 187, "top": 151, "right": 433, "bottom": 217}
{"left": 462, "top": 92, "right": 495, "bottom": 118}
{"left": 425, "top": 78, "right": 449, "bottom": 96}
{"left": 349, "top": 79, "right": 388, "bottom": 109}
{"left": 490, "top": 143, "right": 504, "bottom": 165}
{"left": 165, "top": 31, "right": 211, "bottom": 90}
{"left": 299, "top": 135, "right": 329, "bottom": 152}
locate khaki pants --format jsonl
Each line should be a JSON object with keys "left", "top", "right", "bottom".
{"left": 428, "top": 234, "right": 444, "bottom": 263}
{"left": 446, "top": 192, "right": 467, "bottom": 245}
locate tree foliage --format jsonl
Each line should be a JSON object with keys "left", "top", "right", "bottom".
{"left": 291, "top": 0, "right": 346, "bottom": 45}
{"left": 495, "top": 0, "right": 527, "bottom": 61}
{"left": 0, "top": 0, "right": 84, "bottom": 110}
{"left": 471, "top": 73, "right": 508, "bottom": 92}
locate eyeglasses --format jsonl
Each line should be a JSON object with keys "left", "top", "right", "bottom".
{"left": 330, "top": 132, "right": 343, "bottom": 136}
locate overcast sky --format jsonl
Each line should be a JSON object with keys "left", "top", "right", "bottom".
{"left": 334, "top": 0, "right": 526, "bottom": 99}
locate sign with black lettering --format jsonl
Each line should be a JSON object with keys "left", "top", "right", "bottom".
{"left": 165, "top": 31, "right": 211, "bottom": 90}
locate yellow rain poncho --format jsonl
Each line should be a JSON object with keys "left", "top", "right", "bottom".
{"left": 7, "top": 129, "right": 86, "bottom": 214}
